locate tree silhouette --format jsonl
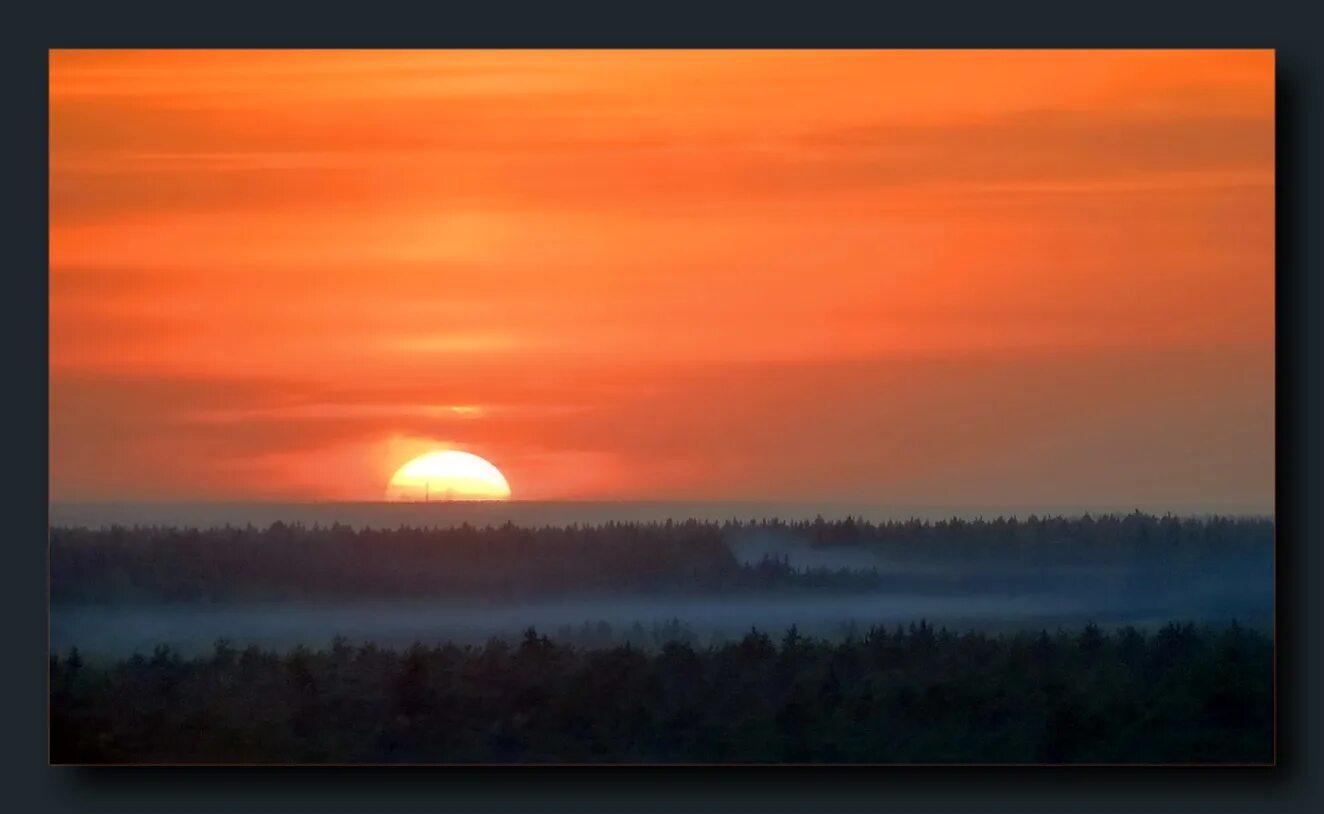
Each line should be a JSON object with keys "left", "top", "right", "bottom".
{"left": 51, "top": 621, "right": 1272, "bottom": 764}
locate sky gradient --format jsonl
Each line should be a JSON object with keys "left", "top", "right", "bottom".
{"left": 49, "top": 50, "right": 1275, "bottom": 508}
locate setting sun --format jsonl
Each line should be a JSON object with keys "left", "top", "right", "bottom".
{"left": 386, "top": 450, "right": 512, "bottom": 501}
{"left": 46, "top": 48, "right": 1278, "bottom": 768}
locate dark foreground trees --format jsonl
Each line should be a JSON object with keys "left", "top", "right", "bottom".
{"left": 50, "top": 621, "right": 1272, "bottom": 764}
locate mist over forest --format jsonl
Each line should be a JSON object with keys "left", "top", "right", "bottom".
{"left": 50, "top": 511, "right": 1275, "bottom": 763}
{"left": 52, "top": 512, "right": 1272, "bottom": 600}
{"left": 50, "top": 512, "right": 1273, "bottom": 657}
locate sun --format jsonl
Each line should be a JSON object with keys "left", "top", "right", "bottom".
{"left": 386, "top": 450, "right": 512, "bottom": 501}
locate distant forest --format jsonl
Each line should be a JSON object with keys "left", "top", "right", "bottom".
{"left": 51, "top": 513, "right": 1273, "bottom": 602}
{"left": 50, "top": 621, "right": 1273, "bottom": 764}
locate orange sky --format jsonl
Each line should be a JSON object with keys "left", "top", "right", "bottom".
{"left": 49, "top": 50, "right": 1274, "bottom": 507}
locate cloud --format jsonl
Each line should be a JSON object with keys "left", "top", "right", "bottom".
{"left": 777, "top": 108, "right": 1272, "bottom": 190}
{"left": 51, "top": 52, "right": 1272, "bottom": 225}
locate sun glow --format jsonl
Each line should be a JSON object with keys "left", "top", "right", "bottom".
{"left": 386, "top": 450, "right": 512, "bottom": 501}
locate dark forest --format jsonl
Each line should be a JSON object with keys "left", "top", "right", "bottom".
{"left": 51, "top": 621, "right": 1272, "bottom": 764}
{"left": 51, "top": 513, "right": 1273, "bottom": 602}
{"left": 50, "top": 513, "right": 1275, "bottom": 764}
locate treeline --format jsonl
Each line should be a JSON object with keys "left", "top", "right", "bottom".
{"left": 50, "top": 621, "right": 1273, "bottom": 764}
{"left": 50, "top": 513, "right": 1273, "bottom": 603}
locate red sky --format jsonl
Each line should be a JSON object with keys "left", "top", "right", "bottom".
{"left": 49, "top": 50, "right": 1274, "bottom": 507}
